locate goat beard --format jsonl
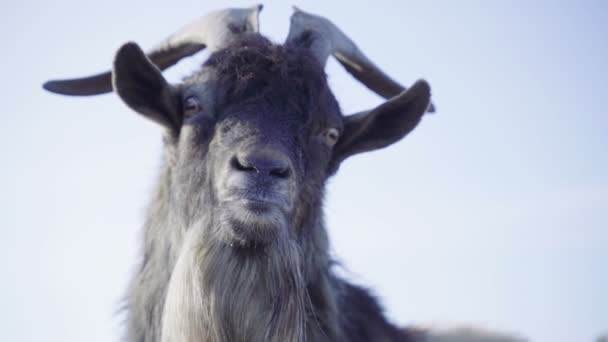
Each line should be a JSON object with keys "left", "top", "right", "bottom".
{"left": 160, "top": 219, "right": 308, "bottom": 342}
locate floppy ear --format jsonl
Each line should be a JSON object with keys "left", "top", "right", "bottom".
{"left": 332, "top": 80, "right": 431, "bottom": 165}
{"left": 112, "top": 42, "right": 182, "bottom": 132}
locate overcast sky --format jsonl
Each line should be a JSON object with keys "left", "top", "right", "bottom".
{"left": 1, "top": 1, "right": 607, "bottom": 341}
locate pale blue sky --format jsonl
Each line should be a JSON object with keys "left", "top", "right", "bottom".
{"left": 1, "top": 1, "right": 606, "bottom": 341}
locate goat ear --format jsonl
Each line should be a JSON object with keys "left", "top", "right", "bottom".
{"left": 112, "top": 42, "right": 182, "bottom": 131}
{"left": 332, "top": 80, "right": 431, "bottom": 165}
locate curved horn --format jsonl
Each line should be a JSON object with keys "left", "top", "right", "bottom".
{"left": 43, "top": 5, "right": 263, "bottom": 96}
{"left": 285, "top": 7, "right": 435, "bottom": 113}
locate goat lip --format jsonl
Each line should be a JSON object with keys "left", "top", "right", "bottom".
{"left": 241, "top": 199, "right": 275, "bottom": 214}
{"left": 224, "top": 191, "right": 287, "bottom": 207}
{"left": 236, "top": 198, "right": 283, "bottom": 211}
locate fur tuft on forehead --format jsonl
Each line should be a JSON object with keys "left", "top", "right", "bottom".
{"left": 204, "top": 34, "right": 338, "bottom": 118}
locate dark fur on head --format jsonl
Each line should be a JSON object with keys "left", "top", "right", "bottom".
{"left": 207, "top": 35, "right": 330, "bottom": 113}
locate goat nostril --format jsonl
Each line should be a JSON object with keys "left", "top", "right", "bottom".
{"left": 231, "top": 156, "right": 258, "bottom": 173}
{"left": 231, "top": 152, "right": 292, "bottom": 179}
{"left": 270, "top": 166, "right": 290, "bottom": 179}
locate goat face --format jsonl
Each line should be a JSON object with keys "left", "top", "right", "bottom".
{"left": 172, "top": 37, "right": 343, "bottom": 246}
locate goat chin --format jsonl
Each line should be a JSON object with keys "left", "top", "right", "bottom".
{"left": 413, "top": 324, "right": 528, "bottom": 342}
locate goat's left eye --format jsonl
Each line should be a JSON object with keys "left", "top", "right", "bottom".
{"left": 183, "top": 97, "right": 201, "bottom": 116}
{"left": 324, "top": 128, "right": 340, "bottom": 147}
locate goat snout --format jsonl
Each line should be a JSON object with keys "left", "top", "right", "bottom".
{"left": 231, "top": 149, "right": 292, "bottom": 180}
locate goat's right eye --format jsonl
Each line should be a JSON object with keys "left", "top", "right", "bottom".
{"left": 183, "top": 97, "right": 201, "bottom": 116}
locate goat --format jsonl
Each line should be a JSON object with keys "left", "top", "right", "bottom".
{"left": 44, "top": 5, "right": 524, "bottom": 342}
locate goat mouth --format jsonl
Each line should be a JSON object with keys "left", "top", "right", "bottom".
{"left": 219, "top": 199, "right": 289, "bottom": 245}
{"left": 223, "top": 197, "right": 288, "bottom": 218}
{"left": 241, "top": 199, "right": 276, "bottom": 214}
{"left": 222, "top": 189, "right": 290, "bottom": 212}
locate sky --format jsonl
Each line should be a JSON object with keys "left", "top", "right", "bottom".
{"left": 1, "top": 1, "right": 607, "bottom": 341}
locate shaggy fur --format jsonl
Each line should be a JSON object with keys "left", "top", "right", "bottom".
{"left": 121, "top": 36, "right": 423, "bottom": 342}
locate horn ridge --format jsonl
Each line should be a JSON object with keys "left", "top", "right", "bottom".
{"left": 285, "top": 8, "right": 435, "bottom": 113}
{"left": 43, "top": 5, "right": 263, "bottom": 96}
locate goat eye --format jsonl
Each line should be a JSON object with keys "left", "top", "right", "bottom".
{"left": 324, "top": 128, "right": 340, "bottom": 147}
{"left": 183, "top": 97, "right": 201, "bottom": 116}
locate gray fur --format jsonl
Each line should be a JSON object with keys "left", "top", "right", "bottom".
{"left": 117, "top": 36, "right": 429, "bottom": 342}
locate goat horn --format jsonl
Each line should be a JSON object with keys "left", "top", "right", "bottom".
{"left": 43, "top": 5, "right": 263, "bottom": 96}
{"left": 285, "top": 7, "right": 435, "bottom": 113}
